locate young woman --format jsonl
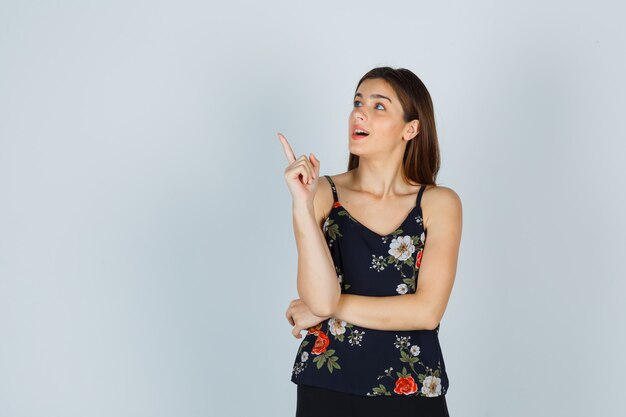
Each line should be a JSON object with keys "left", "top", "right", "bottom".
{"left": 280, "top": 66, "right": 462, "bottom": 417}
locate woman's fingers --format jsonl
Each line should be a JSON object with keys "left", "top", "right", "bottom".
{"left": 287, "top": 162, "right": 311, "bottom": 185}
{"left": 277, "top": 133, "right": 296, "bottom": 164}
{"left": 309, "top": 152, "right": 320, "bottom": 183}
{"left": 285, "top": 302, "right": 295, "bottom": 326}
{"left": 286, "top": 309, "right": 295, "bottom": 326}
{"left": 286, "top": 301, "right": 302, "bottom": 338}
{"left": 285, "top": 156, "right": 316, "bottom": 185}
{"left": 296, "top": 154, "right": 317, "bottom": 184}
{"left": 297, "top": 155, "right": 315, "bottom": 184}
{"left": 292, "top": 326, "right": 303, "bottom": 339}
{"left": 277, "top": 133, "right": 320, "bottom": 184}
{"left": 309, "top": 153, "right": 320, "bottom": 178}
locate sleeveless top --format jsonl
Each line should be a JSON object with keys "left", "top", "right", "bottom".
{"left": 290, "top": 175, "right": 449, "bottom": 397}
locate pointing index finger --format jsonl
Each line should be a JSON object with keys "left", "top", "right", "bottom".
{"left": 277, "top": 132, "right": 296, "bottom": 164}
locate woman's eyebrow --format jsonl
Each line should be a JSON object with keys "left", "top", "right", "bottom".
{"left": 354, "top": 92, "right": 392, "bottom": 103}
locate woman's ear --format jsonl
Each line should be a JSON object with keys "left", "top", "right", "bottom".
{"left": 405, "top": 119, "right": 420, "bottom": 140}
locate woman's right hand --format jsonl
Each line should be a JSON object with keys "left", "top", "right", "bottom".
{"left": 285, "top": 298, "right": 331, "bottom": 339}
{"left": 277, "top": 132, "right": 320, "bottom": 206}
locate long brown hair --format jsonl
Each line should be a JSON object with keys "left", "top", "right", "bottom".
{"left": 348, "top": 67, "right": 441, "bottom": 186}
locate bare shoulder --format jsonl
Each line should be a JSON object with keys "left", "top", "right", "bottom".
{"left": 421, "top": 185, "right": 463, "bottom": 232}
{"left": 326, "top": 171, "right": 352, "bottom": 187}
{"left": 313, "top": 173, "right": 337, "bottom": 228}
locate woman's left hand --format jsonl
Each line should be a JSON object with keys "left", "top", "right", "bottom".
{"left": 285, "top": 298, "right": 330, "bottom": 339}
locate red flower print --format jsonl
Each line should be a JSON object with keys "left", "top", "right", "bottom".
{"left": 415, "top": 249, "right": 423, "bottom": 268}
{"left": 393, "top": 376, "right": 418, "bottom": 395}
{"left": 333, "top": 201, "right": 341, "bottom": 208}
{"left": 311, "top": 331, "right": 330, "bottom": 355}
{"left": 307, "top": 323, "right": 322, "bottom": 336}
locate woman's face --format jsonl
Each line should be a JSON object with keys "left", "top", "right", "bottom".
{"left": 348, "top": 78, "right": 417, "bottom": 157}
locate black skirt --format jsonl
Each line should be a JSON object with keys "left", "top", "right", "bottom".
{"left": 296, "top": 384, "right": 450, "bottom": 417}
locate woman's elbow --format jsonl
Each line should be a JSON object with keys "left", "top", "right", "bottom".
{"left": 313, "top": 291, "right": 340, "bottom": 317}
{"left": 312, "top": 296, "right": 338, "bottom": 317}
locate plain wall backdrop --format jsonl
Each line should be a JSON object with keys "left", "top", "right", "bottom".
{"left": 1, "top": 1, "right": 625, "bottom": 416}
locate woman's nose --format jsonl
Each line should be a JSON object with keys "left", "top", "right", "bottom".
{"left": 353, "top": 111, "right": 366, "bottom": 121}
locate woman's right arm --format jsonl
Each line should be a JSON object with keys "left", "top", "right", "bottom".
{"left": 292, "top": 180, "right": 340, "bottom": 317}
{"left": 277, "top": 132, "right": 340, "bottom": 317}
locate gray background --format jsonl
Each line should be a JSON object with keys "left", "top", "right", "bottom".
{"left": 1, "top": 1, "right": 625, "bottom": 416}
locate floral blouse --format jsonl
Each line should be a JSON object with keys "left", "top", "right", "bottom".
{"left": 290, "top": 175, "right": 449, "bottom": 397}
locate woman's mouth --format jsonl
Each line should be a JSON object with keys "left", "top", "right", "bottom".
{"left": 351, "top": 127, "right": 370, "bottom": 140}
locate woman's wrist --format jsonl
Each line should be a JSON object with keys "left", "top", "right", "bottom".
{"left": 292, "top": 200, "right": 314, "bottom": 214}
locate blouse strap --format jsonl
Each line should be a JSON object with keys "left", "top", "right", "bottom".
{"left": 324, "top": 175, "right": 339, "bottom": 203}
{"left": 415, "top": 184, "right": 427, "bottom": 206}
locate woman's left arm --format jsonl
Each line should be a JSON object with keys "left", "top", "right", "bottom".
{"left": 328, "top": 186, "right": 463, "bottom": 331}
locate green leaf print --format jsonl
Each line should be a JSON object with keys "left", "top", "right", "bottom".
{"left": 395, "top": 366, "right": 410, "bottom": 379}
{"left": 313, "top": 355, "right": 326, "bottom": 369}
{"left": 325, "top": 218, "right": 342, "bottom": 241}
{"left": 313, "top": 349, "right": 342, "bottom": 373}
{"left": 403, "top": 276, "right": 416, "bottom": 292}
{"left": 400, "top": 349, "right": 419, "bottom": 365}
{"left": 337, "top": 209, "right": 353, "bottom": 221}
{"left": 327, "top": 356, "right": 341, "bottom": 373}
{"left": 371, "top": 384, "right": 391, "bottom": 396}
{"left": 297, "top": 340, "right": 309, "bottom": 356}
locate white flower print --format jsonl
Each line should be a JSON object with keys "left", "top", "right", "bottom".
{"left": 292, "top": 361, "right": 307, "bottom": 376}
{"left": 328, "top": 317, "right": 347, "bottom": 336}
{"left": 420, "top": 375, "right": 442, "bottom": 397}
{"left": 388, "top": 235, "right": 415, "bottom": 261}
{"left": 301, "top": 351, "right": 309, "bottom": 362}
{"left": 396, "top": 283, "right": 408, "bottom": 294}
{"left": 323, "top": 217, "right": 330, "bottom": 234}
{"left": 410, "top": 345, "right": 420, "bottom": 356}
{"left": 394, "top": 335, "right": 411, "bottom": 349}
{"left": 370, "top": 254, "right": 386, "bottom": 272}
{"left": 348, "top": 329, "right": 365, "bottom": 346}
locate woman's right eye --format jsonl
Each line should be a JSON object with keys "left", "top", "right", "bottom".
{"left": 353, "top": 100, "right": 361, "bottom": 107}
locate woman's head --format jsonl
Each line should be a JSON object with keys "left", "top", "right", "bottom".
{"left": 348, "top": 66, "right": 441, "bottom": 185}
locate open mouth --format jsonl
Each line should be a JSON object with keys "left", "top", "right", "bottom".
{"left": 353, "top": 128, "right": 370, "bottom": 138}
